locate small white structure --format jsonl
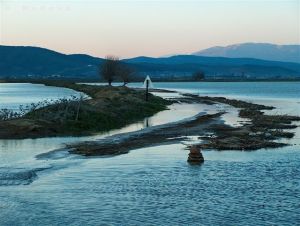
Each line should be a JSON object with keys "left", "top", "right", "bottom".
{"left": 143, "top": 75, "right": 153, "bottom": 88}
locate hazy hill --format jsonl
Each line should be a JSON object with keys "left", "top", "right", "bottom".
{"left": 0, "top": 45, "right": 102, "bottom": 79}
{"left": 192, "top": 43, "right": 300, "bottom": 64}
{"left": 124, "top": 55, "right": 300, "bottom": 79}
{"left": 1, "top": 45, "right": 300, "bottom": 80}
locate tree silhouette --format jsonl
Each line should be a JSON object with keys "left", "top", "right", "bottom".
{"left": 192, "top": 70, "right": 205, "bottom": 81}
{"left": 117, "top": 63, "right": 134, "bottom": 86}
{"left": 100, "top": 56, "right": 119, "bottom": 86}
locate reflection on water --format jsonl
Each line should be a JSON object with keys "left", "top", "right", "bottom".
{"left": 1, "top": 143, "right": 300, "bottom": 225}
{"left": 0, "top": 102, "right": 209, "bottom": 166}
{"left": 0, "top": 82, "right": 300, "bottom": 225}
{"left": 0, "top": 83, "right": 83, "bottom": 111}
{"left": 144, "top": 118, "right": 150, "bottom": 128}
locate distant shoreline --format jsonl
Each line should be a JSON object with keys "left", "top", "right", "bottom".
{"left": 1, "top": 78, "right": 300, "bottom": 84}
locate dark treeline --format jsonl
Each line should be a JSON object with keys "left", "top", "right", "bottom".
{"left": 99, "top": 56, "right": 205, "bottom": 85}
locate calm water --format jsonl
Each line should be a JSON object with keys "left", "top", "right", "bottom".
{"left": 0, "top": 82, "right": 300, "bottom": 226}
{"left": 0, "top": 83, "right": 84, "bottom": 111}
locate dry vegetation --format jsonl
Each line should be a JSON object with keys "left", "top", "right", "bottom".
{"left": 0, "top": 83, "right": 170, "bottom": 139}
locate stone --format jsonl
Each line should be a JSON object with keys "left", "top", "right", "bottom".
{"left": 187, "top": 146, "right": 204, "bottom": 164}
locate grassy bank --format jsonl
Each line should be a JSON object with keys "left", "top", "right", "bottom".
{"left": 0, "top": 83, "right": 171, "bottom": 139}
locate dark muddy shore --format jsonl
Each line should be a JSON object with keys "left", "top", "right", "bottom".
{"left": 69, "top": 112, "right": 224, "bottom": 156}
{"left": 67, "top": 92, "right": 300, "bottom": 156}
{"left": 1, "top": 82, "right": 299, "bottom": 155}
{"left": 179, "top": 94, "right": 300, "bottom": 151}
{"left": 68, "top": 94, "right": 300, "bottom": 156}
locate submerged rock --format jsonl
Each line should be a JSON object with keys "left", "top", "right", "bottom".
{"left": 187, "top": 146, "right": 204, "bottom": 164}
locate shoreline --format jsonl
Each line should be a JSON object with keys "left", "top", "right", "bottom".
{"left": 1, "top": 82, "right": 299, "bottom": 155}
{"left": 0, "top": 78, "right": 300, "bottom": 84}
{"left": 67, "top": 91, "right": 300, "bottom": 156}
{"left": 68, "top": 112, "right": 224, "bottom": 156}
{"left": 2, "top": 78, "right": 300, "bottom": 84}
{"left": 0, "top": 83, "right": 171, "bottom": 139}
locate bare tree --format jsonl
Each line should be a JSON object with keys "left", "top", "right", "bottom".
{"left": 100, "top": 56, "right": 119, "bottom": 86}
{"left": 192, "top": 70, "right": 205, "bottom": 81}
{"left": 117, "top": 63, "right": 134, "bottom": 86}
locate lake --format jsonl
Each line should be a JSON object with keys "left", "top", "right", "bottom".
{"left": 0, "top": 82, "right": 299, "bottom": 226}
{"left": 0, "top": 83, "right": 84, "bottom": 111}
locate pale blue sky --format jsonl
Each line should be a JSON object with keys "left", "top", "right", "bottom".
{"left": 0, "top": 0, "right": 299, "bottom": 58}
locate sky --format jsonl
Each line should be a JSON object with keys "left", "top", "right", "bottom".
{"left": 0, "top": 0, "right": 299, "bottom": 58}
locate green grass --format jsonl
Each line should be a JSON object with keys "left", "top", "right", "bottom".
{"left": 22, "top": 83, "right": 171, "bottom": 136}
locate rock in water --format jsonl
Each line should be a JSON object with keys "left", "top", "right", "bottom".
{"left": 187, "top": 146, "right": 204, "bottom": 164}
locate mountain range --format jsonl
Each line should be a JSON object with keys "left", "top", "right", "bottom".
{"left": 1, "top": 43, "right": 300, "bottom": 81}
{"left": 192, "top": 43, "right": 300, "bottom": 64}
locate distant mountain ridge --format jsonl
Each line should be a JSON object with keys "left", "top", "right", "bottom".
{"left": 1, "top": 45, "right": 300, "bottom": 81}
{"left": 192, "top": 43, "right": 300, "bottom": 63}
{"left": 0, "top": 45, "right": 102, "bottom": 79}
{"left": 124, "top": 55, "right": 300, "bottom": 80}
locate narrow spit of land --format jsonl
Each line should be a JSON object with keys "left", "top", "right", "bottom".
{"left": 1, "top": 82, "right": 299, "bottom": 155}
{"left": 0, "top": 82, "right": 170, "bottom": 139}
{"left": 68, "top": 92, "right": 300, "bottom": 156}
{"left": 180, "top": 94, "right": 300, "bottom": 151}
